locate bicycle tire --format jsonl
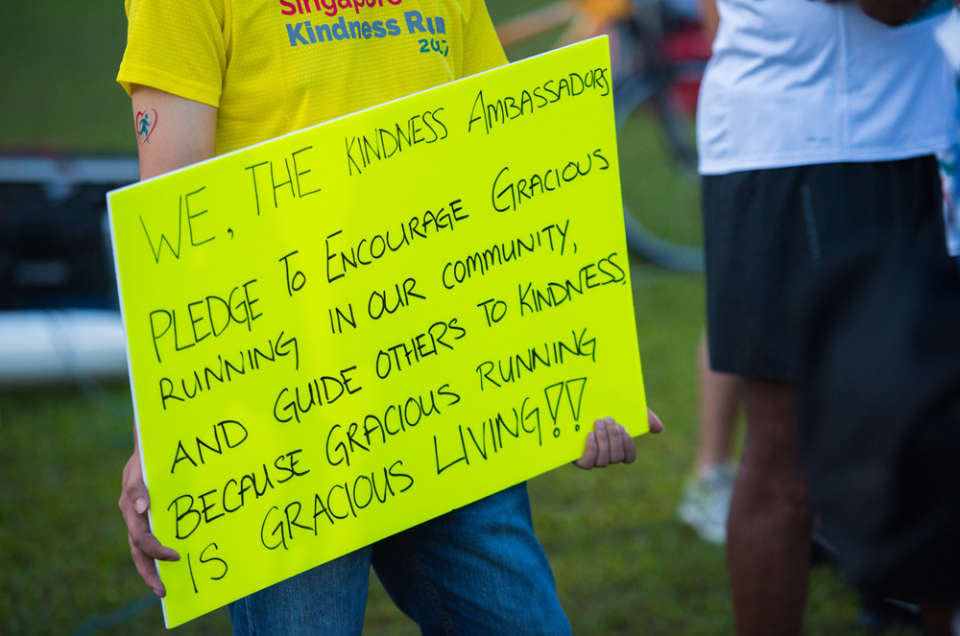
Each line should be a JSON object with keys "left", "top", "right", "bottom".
{"left": 614, "top": 74, "right": 705, "bottom": 273}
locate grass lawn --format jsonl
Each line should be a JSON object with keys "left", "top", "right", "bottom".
{"left": 0, "top": 2, "right": 922, "bottom": 635}
{"left": 1, "top": 265, "right": 917, "bottom": 636}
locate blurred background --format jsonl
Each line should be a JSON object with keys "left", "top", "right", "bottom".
{"left": 0, "top": 1, "right": 922, "bottom": 634}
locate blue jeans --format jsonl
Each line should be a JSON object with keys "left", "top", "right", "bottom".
{"left": 228, "top": 483, "right": 571, "bottom": 635}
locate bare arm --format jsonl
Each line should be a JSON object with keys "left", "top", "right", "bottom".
{"left": 118, "top": 85, "right": 217, "bottom": 596}
{"left": 131, "top": 85, "right": 217, "bottom": 179}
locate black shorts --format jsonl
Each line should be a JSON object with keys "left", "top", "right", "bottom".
{"left": 702, "top": 156, "right": 945, "bottom": 382}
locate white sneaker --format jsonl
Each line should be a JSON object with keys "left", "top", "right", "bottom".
{"left": 677, "top": 463, "right": 737, "bottom": 545}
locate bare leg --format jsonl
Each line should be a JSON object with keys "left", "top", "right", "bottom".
{"left": 678, "top": 335, "right": 744, "bottom": 544}
{"left": 695, "top": 334, "right": 742, "bottom": 476}
{"left": 727, "top": 379, "right": 813, "bottom": 636}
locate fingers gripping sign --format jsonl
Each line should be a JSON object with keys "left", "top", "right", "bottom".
{"left": 119, "top": 440, "right": 180, "bottom": 596}
{"left": 574, "top": 409, "right": 663, "bottom": 470}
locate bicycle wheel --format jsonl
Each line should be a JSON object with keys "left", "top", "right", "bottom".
{"left": 614, "top": 74, "right": 705, "bottom": 273}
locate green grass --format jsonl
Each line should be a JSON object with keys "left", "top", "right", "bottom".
{"left": 618, "top": 108, "right": 703, "bottom": 248}
{"left": 0, "top": 263, "right": 921, "bottom": 635}
{"left": 0, "top": 2, "right": 923, "bottom": 635}
{"left": 0, "top": 3, "right": 133, "bottom": 153}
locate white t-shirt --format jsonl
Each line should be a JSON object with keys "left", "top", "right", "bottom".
{"left": 697, "top": 1, "right": 958, "bottom": 175}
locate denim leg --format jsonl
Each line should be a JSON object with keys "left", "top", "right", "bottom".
{"left": 228, "top": 547, "right": 372, "bottom": 636}
{"left": 372, "top": 483, "right": 571, "bottom": 636}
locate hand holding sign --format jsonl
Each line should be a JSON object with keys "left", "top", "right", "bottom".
{"left": 119, "top": 437, "right": 180, "bottom": 597}
{"left": 574, "top": 410, "right": 663, "bottom": 470}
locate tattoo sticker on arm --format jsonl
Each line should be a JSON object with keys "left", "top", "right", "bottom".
{"left": 136, "top": 108, "right": 158, "bottom": 143}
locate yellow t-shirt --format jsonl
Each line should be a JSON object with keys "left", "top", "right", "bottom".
{"left": 118, "top": 0, "right": 507, "bottom": 154}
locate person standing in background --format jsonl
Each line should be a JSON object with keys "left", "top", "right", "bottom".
{"left": 696, "top": 1, "right": 957, "bottom": 633}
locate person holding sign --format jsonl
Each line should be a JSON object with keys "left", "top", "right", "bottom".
{"left": 115, "top": 1, "right": 662, "bottom": 632}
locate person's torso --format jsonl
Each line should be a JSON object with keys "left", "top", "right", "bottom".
{"left": 697, "top": 0, "right": 957, "bottom": 174}
{"left": 216, "top": 0, "right": 497, "bottom": 153}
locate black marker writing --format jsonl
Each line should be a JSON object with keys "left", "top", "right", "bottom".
{"left": 140, "top": 186, "right": 215, "bottom": 264}
{"left": 245, "top": 145, "right": 322, "bottom": 216}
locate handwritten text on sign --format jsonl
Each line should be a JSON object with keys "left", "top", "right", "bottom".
{"left": 108, "top": 38, "right": 647, "bottom": 628}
